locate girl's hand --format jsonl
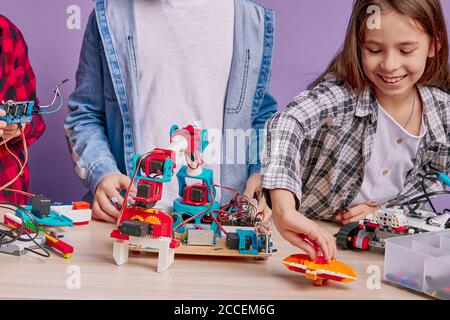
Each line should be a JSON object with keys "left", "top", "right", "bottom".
{"left": 0, "top": 109, "right": 22, "bottom": 140}
{"left": 243, "top": 173, "right": 271, "bottom": 222}
{"left": 93, "top": 173, "right": 136, "bottom": 223}
{"left": 335, "top": 203, "right": 379, "bottom": 225}
{"left": 270, "top": 189, "right": 337, "bottom": 262}
{"left": 0, "top": 123, "right": 22, "bottom": 140}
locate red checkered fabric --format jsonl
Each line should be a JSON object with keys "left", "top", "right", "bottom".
{"left": 0, "top": 15, "right": 46, "bottom": 204}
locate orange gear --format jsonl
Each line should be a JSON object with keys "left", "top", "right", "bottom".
{"left": 131, "top": 215, "right": 144, "bottom": 222}
{"left": 146, "top": 216, "right": 162, "bottom": 225}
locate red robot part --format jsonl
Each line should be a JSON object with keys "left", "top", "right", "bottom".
{"left": 133, "top": 180, "right": 163, "bottom": 208}
{"left": 113, "top": 207, "right": 179, "bottom": 249}
{"left": 72, "top": 201, "right": 90, "bottom": 210}
{"left": 140, "top": 148, "right": 176, "bottom": 176}
{"left": 181, "top": 183, "right": 209, "bottom": 206}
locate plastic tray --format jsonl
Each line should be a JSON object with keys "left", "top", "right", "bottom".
{"left": 384, "top": 230, "right": 450, "bottom": 299}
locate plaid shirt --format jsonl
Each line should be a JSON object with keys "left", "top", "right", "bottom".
{"left": 262, "top": 74, "right": 450, "bottom": 220}
{"left": 0, "top": 15, "right": 46, "bottom": 204}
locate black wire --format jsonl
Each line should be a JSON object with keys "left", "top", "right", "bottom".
{"left": 0, "top": 207, "right": 25, "bottom": 245}
{"left": 18, "top": 216, "right": 51, "bottom": 258}
{"left": 0, "top": 202, "right": 51, "bottom": 258}
{"left": 24, "top": 246, "right": 51, "bottom": 258}
{"left": 421, "top": 172, "right": 439, "bottom": 213}
{"left": 418, "top": 163, "right": 450, "bottom": 214}
{"left": 402, "top": 190, "right": 450, "bottom": 214}
{"left": 0, "top": 205, "right": 37, "bottom": 242}
{"left": 425, "top": 162, "right": 443, "bottom": 174}
{"left": 20, "top": 222, "right": 51, "bottom": 258}
{"left": 405, "top": 203, "right": 421, "bottom": 216}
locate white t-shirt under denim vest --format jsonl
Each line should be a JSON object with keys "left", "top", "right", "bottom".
{"left": 350, "top": 103, "right": 427, "bottom": 207}
{"left": 133, "top": 0, "right": 234, "bottom": 204}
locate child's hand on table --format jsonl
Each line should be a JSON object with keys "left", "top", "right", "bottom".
{"left": 335, "top": 203, "right": 379, "bottom": 225}
{"left": 270, "top": 189, "right": 337, "bottom": 262}
{"left": 93, "top": 173, "right": 136, "bottom": 223}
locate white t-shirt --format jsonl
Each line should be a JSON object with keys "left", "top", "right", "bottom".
{"left": 133, "top": 0, "right": 234, "bottom": 204}
{"left": 350, "top": 103, "right": 427, "bottom": 207}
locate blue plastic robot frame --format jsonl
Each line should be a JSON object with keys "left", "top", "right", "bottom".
{"left": 128, "top": 124, "right": 222, "bottom": 234}
{"left": 172, "top": 166, "right": 221, "bottom": 234}
{"left": 16, "top": 205, "right": 73, "bottom": 228}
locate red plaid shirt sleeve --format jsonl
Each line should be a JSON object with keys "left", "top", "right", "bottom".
{"left": 0, "top": 15, "right": 46, "bottom": 204}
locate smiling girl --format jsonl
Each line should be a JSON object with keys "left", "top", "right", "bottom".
{"left": 262, "top": 0, "right": 450, "bottom": 260}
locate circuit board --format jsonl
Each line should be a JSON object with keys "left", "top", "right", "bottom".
{"left": 0, "top": 100, "right": 34, "bottom": 124}
{"left": 129, "top": 224, "right": 274, "bottom": 259}
{"left": 129, "top": 237, "right": 272, "bottom": 259}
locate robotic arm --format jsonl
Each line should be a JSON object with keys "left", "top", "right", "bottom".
{"left": 127, "top": 125, "right": 208, "bottom": 209}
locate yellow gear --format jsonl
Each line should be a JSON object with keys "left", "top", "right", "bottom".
{"left": 145, "top": 216, "right": 161, "bottom": 225}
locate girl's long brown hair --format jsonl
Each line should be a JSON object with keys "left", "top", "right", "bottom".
{"left": 310, "top": 0, "right": 450, "bottom": 93}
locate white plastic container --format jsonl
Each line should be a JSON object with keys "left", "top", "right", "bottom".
{"left": 384, "top": 230, "right": 450, "bottom": 300}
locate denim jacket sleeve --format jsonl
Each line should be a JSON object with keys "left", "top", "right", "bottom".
{"left": 64, "top": 12, "right": 120, "bottom": 194}
{"left": 248, "top": 90, "right": 278, "bottom": 177}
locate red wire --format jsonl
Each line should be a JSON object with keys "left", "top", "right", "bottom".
{"left": 0, "top": 127, "right": 28, "bottom": 192}
{"left": 117, "top": 150, "right": 153, "bottom": 226}
{"left": 209, "top": 212, "right": 227, "bottom": 235}
{"left": 4, "top": 188, "right": 35, "bottom": 197}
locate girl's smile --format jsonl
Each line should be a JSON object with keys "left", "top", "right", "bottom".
{"left": 362, "top": 10, "right": 436, "bottom": 101}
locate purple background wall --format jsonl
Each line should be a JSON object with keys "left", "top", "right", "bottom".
{"left": 0, "top": 1, "right": 449, "bottom": 210}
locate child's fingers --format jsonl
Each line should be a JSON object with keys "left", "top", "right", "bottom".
{"left": 5, "top": 123, "right": 18, "bottom": 131}
{"left": 3, "top": 129, "right": 21, "bottom": 139}
{"left": 343, "top": 212, "right": 369, "bottom": 225}
{"left": 257, "top": 197, "right": 272, "bottom": 222}
{"left": 262, "top": 206, "right": 272, "bottom": 223}
{"left": 342, "top": 207, "right": 364, "bottom": 220}
{"left": 329, "top": 233, "right": 337, "bottom": 259}
{"left": 280, "top": 213, "right": 331, "bottom": 260}
{"left": 313, "top": 238, "right": 330, "bottom": 262}
{"left": 4, "top": 129, "right": 20, "bottom": 136}
{"left": 0, "top": 121, "right": 7, "bottom": 128}
{"left": 109, "top": 188, "right": 125, "bottom": 207}
{"left": 0, "top": 110, "right": 6, "bottom": 117}
{"left": 318, "top": 227, "right": 337, "bottom": 260}
{"left": 306, "top": 230, "right": 332, "bottom": 262}
{"left": 118, "top": 174, "right": 136, "bottom": 193}
{"left": 243, "top": 174, "right": 261, "bottom": 200}
{"left": 256, "top": 196, "right": 266, "bottom": 212}
{"left": 4, "top": 128, "right": 19, "bottom": 134}
{"left": 343, "top": 204, "right": 377, "bottom": 221}
{"left": 297, "top": 229, "right": 330, "bottom": 262}
{"left": 243, "top": 185, "right": 257, "bottom": 199}
{"left": 92, "top": 211, "right": 116, "bottom": 223}
{"left": 293, "top": 222, "right": 331, "bottom": 261}
{"left": 330, "top": 232, "right": 337, "bottom": 259}
{"left": 92, "top": 201, "right": 116, "bottom": 223}
{"left": 97, "top": 191, "right": 121, "bottom": 218}
{"left": 257, "top": 223, "right": 271, "bottom": 235}
{"left": 283, "top": 230, "right": 318, "bottom": 260}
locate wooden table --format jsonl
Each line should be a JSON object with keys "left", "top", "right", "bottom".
{"left": 0, "top": 216, "right": 428, "bottom": 300}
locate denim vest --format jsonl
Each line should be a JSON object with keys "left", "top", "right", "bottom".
{"left": 65, "top": 0, "right": 277, "bottom": 204}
